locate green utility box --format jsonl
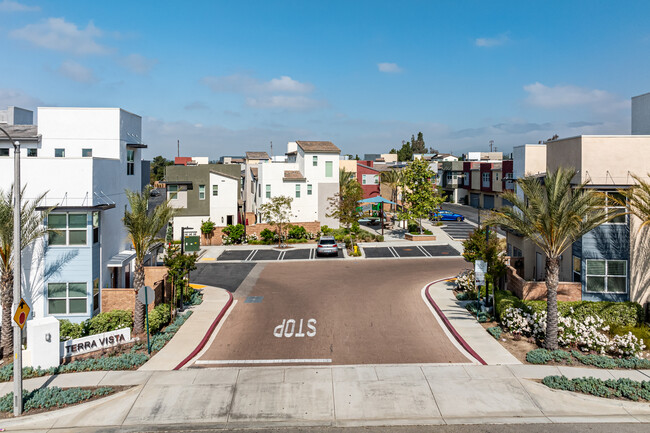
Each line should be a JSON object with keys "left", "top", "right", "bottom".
{"left": 184, "top": 235, "right": 200, "bottom": 252}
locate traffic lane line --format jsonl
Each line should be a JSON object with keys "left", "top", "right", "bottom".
{"left": 197, "top": 258, "right": 471, "bottom": 365}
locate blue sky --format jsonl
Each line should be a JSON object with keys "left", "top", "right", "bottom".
{"left": 1, "top": 0, "right": 649, "bottom": 159}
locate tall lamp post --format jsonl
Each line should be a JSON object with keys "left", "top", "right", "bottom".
{"left": 0, "top": 126, "right": 23, "bottom": 416}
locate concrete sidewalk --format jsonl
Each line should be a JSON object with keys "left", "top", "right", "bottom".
{"left": 427, "top": 279, "right": 521, "bottom": 365}
{"left": 138, "top": 284, "right": 232, "bottom": 371}
{"left": 2, "top": 364, "right": 650, "bottom": 431}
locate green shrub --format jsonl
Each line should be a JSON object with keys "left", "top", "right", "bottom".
{"left": 351, "top": 222, "right": 361, "bottom": 234}
{"left": 487, "top": 326, "right": 502, "bottom": 340}
{"left": 148, "top": 304, "right": 171, "bottom": 335}
{"left": 222, "top": 224, "right": 245, "bottom": 243}
{"left": 0, "top": 386, "right": 114, "bottom": 412}
{"left": 287, "top": 225, "right": 307, "bottom": 239}
{"left": 525, "top": 348, "right": 650, "bottom": 369}
{"left": 610, "top": 324, "right": 650, "bottom": 342}
{"left": 59, "top": 320, "right": 86, "bottom": 341}
{"left": 260, "top": 228, "right": 275, "bottom": 242}
{"left": 542, "top": 376, "right": 650, "bottom": 402}
{"left": 524, "top": 300, "right": 643, "bottom": 328}
{"left": 200, "top": 219, "right": 216, "bottom": 235}
{"left": 526, "top": 349, "right": 573, "bottom": 364}
{"left": 88, "top": 310, "right": 133, "bottom": 335}
{"left": 376, "top": 235, "right": 384, "bottom": 242}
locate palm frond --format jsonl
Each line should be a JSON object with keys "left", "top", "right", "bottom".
{"left": 486, "top": 167, "right": 609, "bottom": 259}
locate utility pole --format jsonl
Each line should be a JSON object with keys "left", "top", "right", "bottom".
{"left": 489, "top": 140, "right": 494, "bottom": 152}
{"left": 270, "top": 141, "right": 273, "bottom": 159}
{"left": 177, "top": 140, "right": 180, "bottom": 158}
{"left": 0, "top": 126, "right": 23, "bottom": 416}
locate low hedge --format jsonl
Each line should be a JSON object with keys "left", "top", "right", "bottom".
{"left": 148, "top": 304, "right": 171, "bottom": 335}
{"left": 542, "top": 375, "right": 650, "bottom": 402}
{"left": 526, "top": 348, "right": 650, "bottom": 369}
{"left": 60, "top": 310, "right": 133, "bottom": 342}
{"left": 495, "top": 290, "right": 643, "bottom": 327}
{"left": 0, "top": 386, "right": 114, "bottom": 412}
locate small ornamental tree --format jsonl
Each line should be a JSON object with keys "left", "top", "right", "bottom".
{"left": 163, "top": 244, "right": 198, "bottom": 309}
{"left": 327, "top": 179, "right": 363, "bottom": 229}
{"left": 400, "top": 158, "right": 445, "bottom": 233}
{"left": 200, "top": 219, "right": 216, "bottom": 245}
{"left": 462, "top": 227, "right": 506, "bottom": 290}
{"left": 258, "top": 195, "right": 294, "bottom": 248}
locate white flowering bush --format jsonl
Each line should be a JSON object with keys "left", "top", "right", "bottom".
{"left": 222, "top": 234, "right": 233, "bottom": 246}
{"left": 610, "top": 333, "right": 646, "bottom": 357}
{"left": 455, "top": 270, "right": 475, "bottom": 292}
{"left": 246, "top": 233, "right": 258, "bottom": 243}
{"left": 500, "top": 307, "right": 645, "bottom": 357}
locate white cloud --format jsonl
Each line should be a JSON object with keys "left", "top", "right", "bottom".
{"left": 0, "top": 88, "right": 43, "bottom": 108}
{"left": 10, "top": 18, "right": 109, "bottom": 55}
{"left": 184, "top": 101, "right": 209, "bottom": 111}
{"left": 202, "top": 74, "right": 313, "bottom": 94}
{"left": 57, "top": 60, "right": 96, "bottom": 83}
{"left": 377, "top": 62, "right": 403, "bottom": 73}
{"left": 475, "top": 34, "right": 510, "bottom": 47}
{"left": 245, "top": 95, "right": 325, "bottom": 111}
{"left": 120, "top": 53, "right": 158, "bottom": 74}
{"left": 523, "top": 82, "right": 627, "bottom": 111}
{"left": 0, "top": 0, "right": 39, "bottom": 12}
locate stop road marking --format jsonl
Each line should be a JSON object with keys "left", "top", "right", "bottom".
{"left": 274, "top": 318, "right": 316, "bottom": 338}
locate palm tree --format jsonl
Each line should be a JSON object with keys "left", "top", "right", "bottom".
{"left": 0, "top": 186, "right": 47, "bottom": 357}
{"left": 339, "top": 168, "right": 356, "bottom": 194}
{"left": 123, "top": 187, "right": 176, "bottom": 334}
{"left": 380, "top": 169, "right": 402, "bottom": 211}
{"left": 486, "top": 167, "right": 609, "bottom": 350}
{"left": 616, "top": 173, "right": 650, "bottom": 227}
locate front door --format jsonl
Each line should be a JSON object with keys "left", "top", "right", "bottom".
{"left": 227, "top": 215, "right": 233, "bottom": 225}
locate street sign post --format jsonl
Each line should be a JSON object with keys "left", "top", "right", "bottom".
{"left": 138, "top": 286, "right": 154, "bottom": 354}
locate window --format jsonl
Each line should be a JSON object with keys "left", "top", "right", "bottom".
{"left": 307, "top": 184, "right": 312, "bottom": 195}
{"left": 48, "top": 213, "right": 87, "bottom": 246}
{"left": 362, "top": 174, "right": 378, "bottom": 185}
{"left": 168, "top": 185, "right": 178, "bottom": 200}
{"left": 199, "top": 185, "right": 206, "bottom": 200}
{"left": 325, "top": 161, "right": 333, "bottom": 177}
{"left": 495, "top": 172, "right": 500, "bottom": 181}
{"left": 82, "top": 148, "right": 92, "bottom": 157}
{"left": 573, "top": 256, "right": 581, "bottom": 283}
{"left": 27, "top": 148, "right": 37, "bottom": 157}
{"left": 126, "top": 150, "right": 135, "bottom": 175}
{"left": 313, "top": 156, "right": 318, "bottom": 166}
{"left": 585, "top": 259, "right": 627, "bottom": 293}
{"left": 266, "top": 184, "right": 271, "bottom": 198}
{"left": 295, "top": 184, "right": 301, "bottom": 198}
{"left": 48, "top": 282, "right": 87, "bottom": 315}
{"left": 213, "top": 185, "right": 219, "bottom": 196}
{"left": 92, "top": 212, "right": 99, "bottom": 244}
{"left": 482, "top": 172, "right": 490, "bottom": 182}
{"left": 55, "top": 148, "right": 65, "bottom": 158}
{"left": 604, "top": 191, "right": 626, "bottom": 224}
{"left": 93, "top": 279, "right": 100, "bottom": 312}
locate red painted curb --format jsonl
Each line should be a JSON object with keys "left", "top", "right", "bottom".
{"left": 173, "top": 291, "right": 234, "bottom": 370}
{"left": 425, "top": 278, "right": 487, "bottom": 365}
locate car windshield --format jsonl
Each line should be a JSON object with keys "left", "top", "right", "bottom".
{"left": 319, "top": 239, "right": 336, "bottom": 245}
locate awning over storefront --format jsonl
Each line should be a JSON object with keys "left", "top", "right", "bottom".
{"left": 107, "top": 250, "right": 136, "bottom": 268}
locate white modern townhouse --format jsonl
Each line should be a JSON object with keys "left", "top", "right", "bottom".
{"left": 0, "top": 106, "right": 148, "bottom": 323}
{"left": 253, "top": 141, "right": 340, "bottom": 228}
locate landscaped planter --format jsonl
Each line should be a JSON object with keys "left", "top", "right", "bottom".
{"left": 405, "top": 233, "right": 436, "bottom": 241}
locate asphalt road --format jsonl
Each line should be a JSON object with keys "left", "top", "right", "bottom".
{"left": 191, "top": 263, "right": 257, "bottom": 292}
{"left": 196, "top": 258, "right": 471, "bottom": 366}
{"left": 103, "top": 424, "right": 650, "bottom": 433}
{"left": 441, "top": 203, "right": 506, "bottom": 236}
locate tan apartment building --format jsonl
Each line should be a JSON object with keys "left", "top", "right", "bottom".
{"left": 507, "top": 135, "right": 650, "bottom": 308}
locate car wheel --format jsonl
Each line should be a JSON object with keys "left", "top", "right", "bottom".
{"left": 456, "top": 217, "right": 462, "bottom": 221}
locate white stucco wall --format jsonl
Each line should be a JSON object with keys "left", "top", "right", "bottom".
{"left": 209, "top": 172, "right": 238, "bottom": 226}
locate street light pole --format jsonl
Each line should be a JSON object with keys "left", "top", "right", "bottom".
{"left": 0, "top": 126, "right": 23, "bottom": 416}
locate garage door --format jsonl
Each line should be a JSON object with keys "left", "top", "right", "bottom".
{"left": 484, "top": 194, "right": 494, "bottom": 209}
{"left": 470, "top": 193, "right": 480, "bottom": 208}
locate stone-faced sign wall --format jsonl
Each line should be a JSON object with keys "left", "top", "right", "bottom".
{"left": 60, "top": 328, "right": 132, "bottom": 359}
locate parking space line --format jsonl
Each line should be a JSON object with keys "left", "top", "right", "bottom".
{"left": 309, "top": 249, "right": 315, "bottom": 260}
{"left": 417, "top": 245, "right": 432, "bottom": 257}
{"left": 278, "top": 251, "right": 286, "bottom": 261}
{"left": 388, "top": 246, "right": 399, "bottom": 257}
{"left": 195, "top": 358, "right": 333, "bottom": 365}
{"left": 244, "top": 250, "right": 258, "bottom": 261}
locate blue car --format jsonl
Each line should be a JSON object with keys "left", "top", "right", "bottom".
{"left": 431, "top": 210, "right": 464, "bottom": 221}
